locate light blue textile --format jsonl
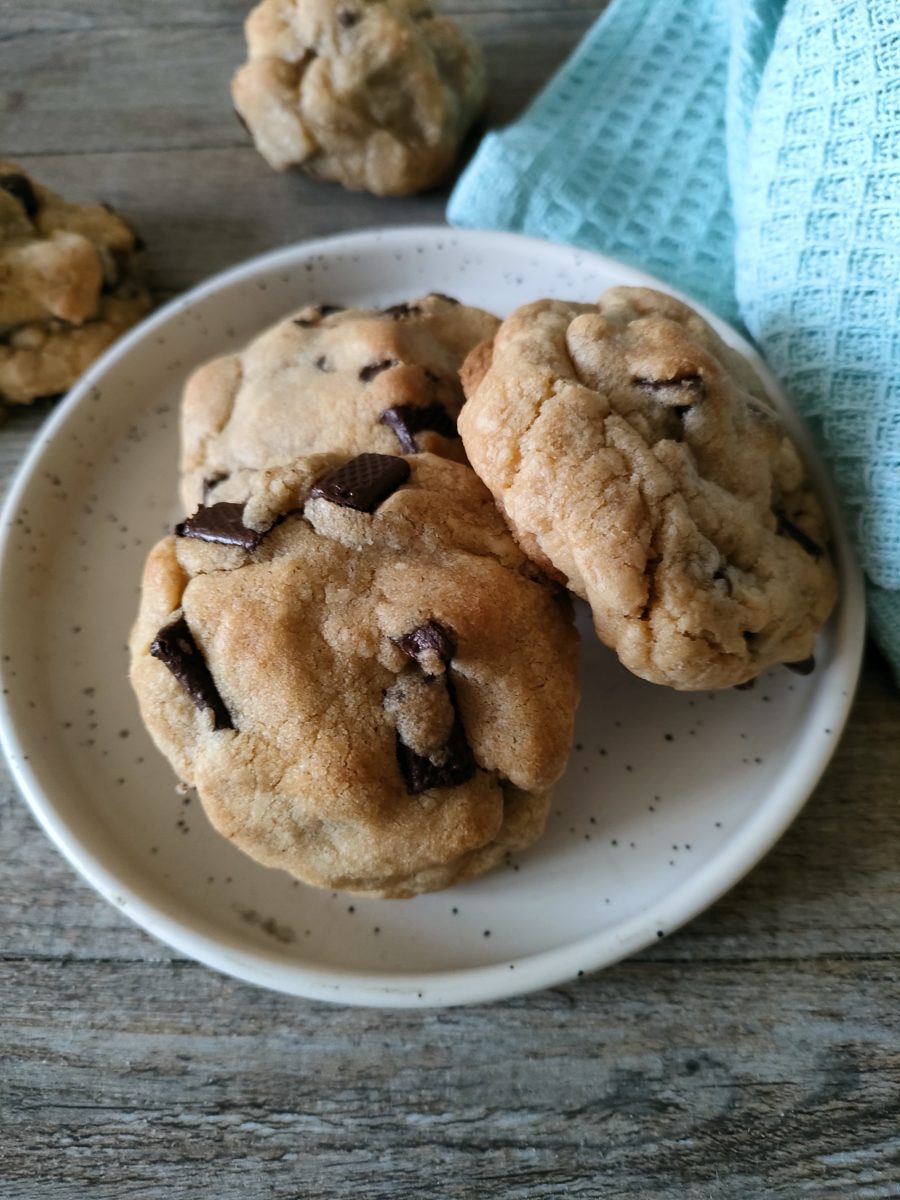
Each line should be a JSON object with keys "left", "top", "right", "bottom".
{"left": 448, "top": 0, "right": 900, "bottom": 681}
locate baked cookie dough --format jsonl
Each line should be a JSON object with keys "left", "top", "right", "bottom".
{"left": 0, "top": 161, "right": 150, "bottom": 405}
{"left": 131, "top": 451, "right": 579, "bottom": 897}
{"left": 459, "top": 286, "right": 838, "bottom": 691}
{"left": 180, "top": 292, "right": 498, "bottom": 509}
{"left": 232, "top": 0, "right": 486, "bottom": 195}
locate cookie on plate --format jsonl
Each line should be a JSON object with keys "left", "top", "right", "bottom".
{"left": 459, "top": 286, "right": 838, "bottom": 691}
{"left": 0, "top": 161, "right": 150, "bottom": 405}
{"left": 130, "top": 451, "right": 579, "bottom": 897}
{"left": 180, "top": 292, "right": 498, "bottom": 509}
{"left": 232, "top": 0, "right": 486, "bottom": 195}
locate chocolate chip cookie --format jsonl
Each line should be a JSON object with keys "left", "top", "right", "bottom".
{"left": 459, "top": 286, "right": 838, "bottom": 691}
{"left": 180, "top": 292, "right": 498, "bottom": 509}
{"left": 130, "top": 451, "right": 579, "bottom": 897}
{"left": 231, "top": 0, "right": 486, "bottom": 195}
{"left": 0, "top": 161, "right": 150, "bottom": 405}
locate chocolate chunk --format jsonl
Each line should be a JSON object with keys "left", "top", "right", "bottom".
{"left": 0, "top": 173, "right": 39, "bottom": 218}
{"left": 310, "top": 453, "right": 410, "bottom": 512}
{"left": 380, "top": 403, "right": 457, "bottom": 453}
{"left": 394, "top": 620, "right": 457, "bottom": 669}
{"left": 150, "top": 616, "right": 234, "bottom": 730}
{"left": 293, "top": 304, "right": 344, "bottom": 328}
{"left": 395, "top": 679, "right": 475, "bottom": 793}
{"left": 776, "top": 512, "right": 824, "bottom": 559}
{"left": 175, "top": 502, "right": 263, "bottom": 551}
{"left": 636, "top": 374, "right": 705, "bottom": 408}
{"left": 359, "top": 358, "right": 399, "bottom": 382}
{"left": 382, "top": 302, "right": 422, "bottom": 320}
{"left": 337, "top": 8, "right": 360, "bottom": 26}
{"left": 785, "top": 656, "right": 816, "bottom": 675}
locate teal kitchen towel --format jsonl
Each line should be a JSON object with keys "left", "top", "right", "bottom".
{"left": 448, "top": 0, "right": 900, "bottom": 680}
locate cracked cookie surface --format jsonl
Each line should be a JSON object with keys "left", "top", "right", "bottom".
{"left": 0, "top": 160, "right": 150, "bottom": 405}
{"left": 459, "top": 286, "right": 838, "bottom": 691}
{"left": 231, "top": 0, "right": 486, "bottom": 195}
{"left": 130, "top": 451, "right": 578, "bottom": 897}
{"left": 180, "top": 292, "right": 498, "bottom": 510}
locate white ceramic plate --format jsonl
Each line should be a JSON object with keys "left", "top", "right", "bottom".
{"left": 0, "top": 227, "right": 864, "bottom": 1007}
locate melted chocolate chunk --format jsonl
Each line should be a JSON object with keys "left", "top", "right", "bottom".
{"left": 150, "top": 616, "right": 234, "bottom": 730}
{"left": 0, "top": 173, "right": 39, "bottom": 218}
{"left": 395, "top": 620, "right": 457, "bottom": 668}
{"left": 310, "top": 453, "right": 410, "bottom": 512}
{"left": 359, "top": 358, "right": 399, "bottom": 382}
{"left": 175, "top": 502, "right": 263, "bottom": 551}
{"left": 776, "top": 512, "right": 824, "bottom": 559}
{"left": 395, "top": 678, "right": 475, "bottom": 794}
{"left": 380, "top": 403, "right": 457, "bottom": 453}
{"left": 636, "top": 374, "right": 705, "bottom": 408}
{"left": 785, "top": 656, "right": 816, "bottom": 675}
{"left": 382, "top": 302, "right": 422, "bottom": 320}
{"left": 293, "top": 304, "right": 344, "bottom": 328}
{"left": 337, "top": 8, "right": 360, "bottom": 26}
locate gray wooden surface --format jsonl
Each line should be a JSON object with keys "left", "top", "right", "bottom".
{"left": 2, "top": 3, "right": 899, "bottom": 1197}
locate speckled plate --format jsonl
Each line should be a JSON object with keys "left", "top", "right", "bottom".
{"left": 0, "top": 227, "right": 864, "bottom": 1007}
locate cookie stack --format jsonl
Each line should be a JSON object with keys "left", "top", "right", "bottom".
{"left": 130, "top": 285, "right": 837, "bottom": 898}
{"left": 129, "top": 295, "right": 581, "bottom": 897}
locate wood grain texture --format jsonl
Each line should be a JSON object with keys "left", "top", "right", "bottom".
{"left": 2, "top": 2, "right": 900, "bottom": 1197}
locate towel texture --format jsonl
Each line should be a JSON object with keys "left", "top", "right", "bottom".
{"left": 448, "top": 0, "right": 900, "bottom": 680}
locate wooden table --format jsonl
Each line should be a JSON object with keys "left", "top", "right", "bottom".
{"left": 2, "top": 3, "right": 899, "bottom": 1196}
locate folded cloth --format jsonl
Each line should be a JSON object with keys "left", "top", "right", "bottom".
{"left": 448, "top": 0, "right": 900, "bottom": 682}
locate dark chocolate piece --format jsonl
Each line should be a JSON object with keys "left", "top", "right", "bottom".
{"left": 785, "top": 656, "right": 816, "bottom": 675}
{"left": 310, "top": 453, "right": 410, "bottom": 512}
{"left": 359, "top": 358, "right": 399, "bottom": 382}
{"left": 776, "top": 512, "right": 824, "bottom": 559}
{"left": 293, "top": 304, "right": 344, "bottom": 328}
{"left": 175, "top": 502, "right": 262, "bottom": 551}
{"left": 394, "top": 620, "right": 456, "bottom": 668}
{"left": 337, "top": 8, "right": 360, "bottom": 26}
{"left": 636, "top": 374, "right": 705, "bottom": 408}
{"left": 150, "top": 616, "right": 234, "bottom": 730}
{"left": 382, "top": 302, "right": 422, "bottom": 320}
{"left": 395, "top": 678, "right": 475, "bottom": 794}
{"left": 0, "top": 173, "right": 39, "bottom": 218}
{"left": 380, "top": 402, "right": 457, "bottom": 453}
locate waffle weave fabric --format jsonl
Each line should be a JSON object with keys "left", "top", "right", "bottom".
{"left": 448, "top": 0, "right": 900, "bottom": 681}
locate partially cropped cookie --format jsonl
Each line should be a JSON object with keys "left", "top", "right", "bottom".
{"left": 180, "top": 292, "right": 498, "bottom": 509}
{"left": 130, "top": 452, "right": 578, "bottom": 897}
{"left": 0, "top": 161, "right": 150, "bottom": 405}
{"left": 459, "top": 286, "right": 838, "bottom": 691}
{"left": 232, "top": 0, "right": 486, "bottom": 195}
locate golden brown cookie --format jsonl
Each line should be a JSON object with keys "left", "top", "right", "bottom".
{"left": 180, "top": 292, "right": 498, "bottom": 509}
{"left": 0, "top": 161, "right": 150, "bottom": 405}
{"left": 130, "top": 452, "right": 579, "bottom": 897}
{"left": 232, "top": 0, "right": 486, "bottom": 195}
{"left": 459, "top": 286, "right": 838, "bottom": 691}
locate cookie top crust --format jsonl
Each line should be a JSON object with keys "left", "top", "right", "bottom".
{"left": 179, "top": 292, "right": 499, "bottom": 509}
{"left": 231, "top": 0, "right": 486, "bottom": 195}
{"left": 459, "top": 286, "right": 838, "bottom": 690}
{"left": 130, "top": 452, "right": 579, "bottom": 897}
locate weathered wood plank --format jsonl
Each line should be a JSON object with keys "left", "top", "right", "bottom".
{"left": 1, "top": 12, "right": 592, "bottom": 157}
{"left": 0, "top": 0, "right": 601, "bottom": 35}
{"left": 1, "top": 957, "right": 898, "bottom": 1199}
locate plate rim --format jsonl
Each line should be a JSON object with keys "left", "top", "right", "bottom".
{"left": 0, "top": 225, "right": 866, "bottom": 1007}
